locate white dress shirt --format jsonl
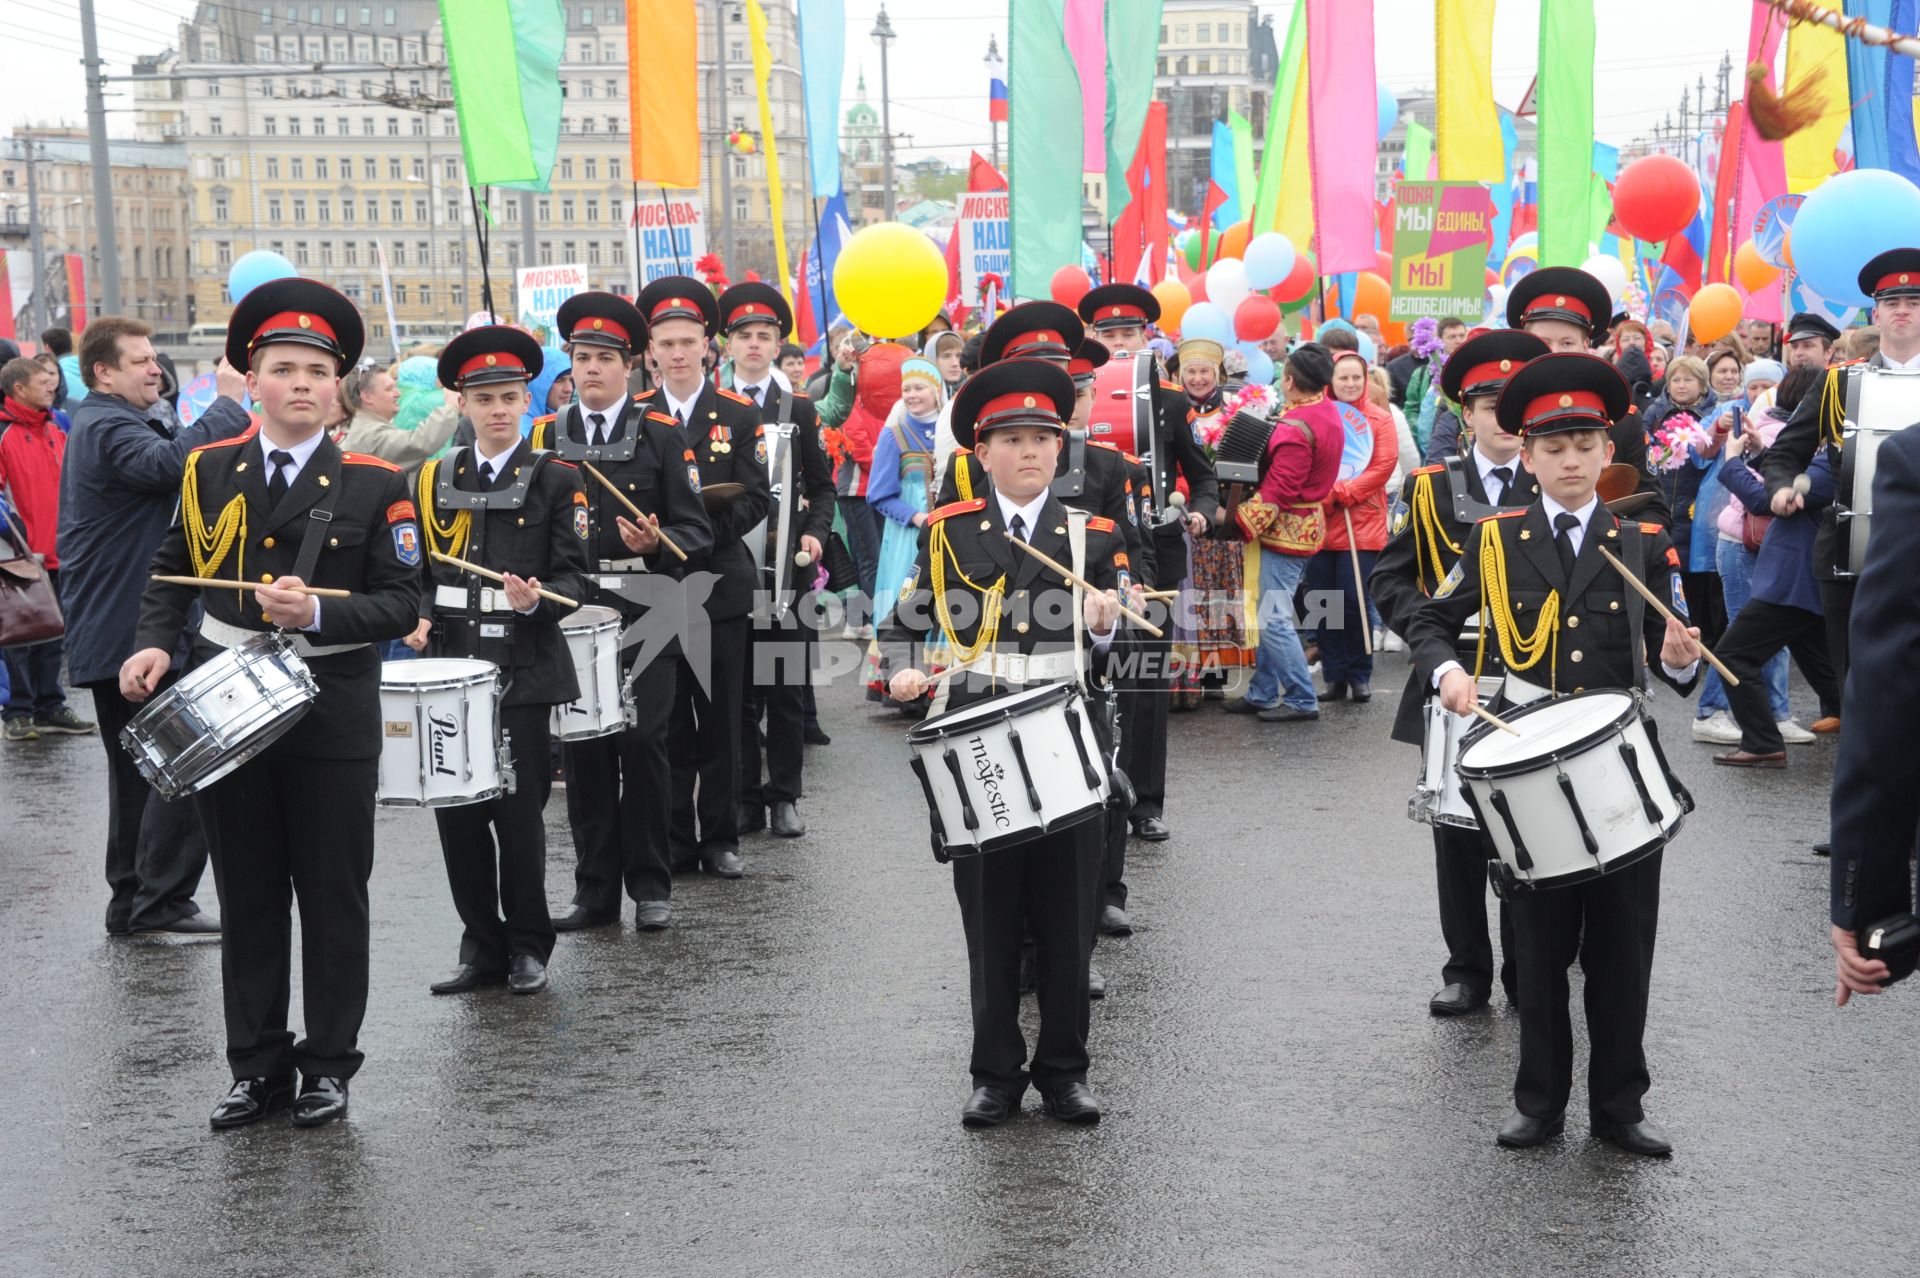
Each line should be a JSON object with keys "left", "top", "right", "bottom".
{"left": 1880, "top": 346, "right": 1920, "bottom": 371}
{"left": 659, "top": 383, "right": 703, "bottom": 429}
{"left": 1471, "top": 444, "right": 1523, "bottom": 505}
{"left": 577, "top": 398, "right": 625, "bottom": 445}
{"left": 258, "top": 428, "right": 328, "bottom": 632}
{"left": 994, "top": 488, "right": 1115, "bottom": 649}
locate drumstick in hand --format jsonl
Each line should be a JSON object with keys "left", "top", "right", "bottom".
{"left": 1595, "top": 545, "right": 1739, "bottom": 685}
{"left": 581, "top": 461, "right": 688, "bottom": 562}
{"left": 151, "top": 574, "right": 352, "bottom": 599}
{"left": 1470, "top": 703, "right": 1522, "bottom": 737}
{"left": 1000, "top": 532, "right": 1164, "bottom": 637}
{"left": 429, "top": 551, "right": 579, "bottom": 609}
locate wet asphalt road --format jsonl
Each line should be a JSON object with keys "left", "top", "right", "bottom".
{"left": 0, "top": 643, "right": 1911, "bottom": 1276}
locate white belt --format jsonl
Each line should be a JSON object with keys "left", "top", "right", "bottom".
{"left": 595, "top": 557, "right": 649, "bottom": 589}
{"left": 434, "top": 584, "right": 518, "bottom": 613}
{"left": 970, "top": 651, "right": 1078, "bottom": 684}
{"left": 199, "top": 613, "right": 368, "bottom": 658}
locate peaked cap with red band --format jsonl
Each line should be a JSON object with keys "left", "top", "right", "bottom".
{"left": 638, "top": 275, "right": 721, "bottom": 338}
{"left": 1078, "top": 283, "right": 1161, "bottom": 332}
{"left": 979, "top": 300, "right": 1085, "bottom": 367}
{"left": 950, "top": 358, "right": 1077, "bottom": 450}
{"left": 557, "top": 291, "right": 648, "bottom": 352}
{"left": 1069, "top": 337, "right": 1111, "bottom": 387}
{"left": 224, "top": 276, "right": 365, "bottom": 372}
{"left": 1438, "top": 329, "right": 1550, "bottom": 405}
{"left": 715, "top": 281, "right": 793, "bottom": 338}
{"left": 1858, "top": 247, "right": 1920, "bottom": 301}
{"left": 437, "top": 324, "right": 545, "bottom": 390}
{"left": 1505, "top": 266, "right": 1612, "bottom": 339}
{"left": 1494, "top": 351, "right": 1631, "bottom": 439}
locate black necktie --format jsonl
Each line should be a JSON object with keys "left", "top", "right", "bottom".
{"left": 674, "top": 407, "right": 687, "bottom": 431}
{"left": 479, "top": 459, "right": 496, "bottom": 488}
{"left": 1554, "top": 511, "right": 1582, "bottom": 579}
{"left": 587, "top": 412, "right": 606, "bottom": 445}
{"left": 1009, "top": 512, "right": 1028, "bottom": 543}
{"left": 747, "top": 383, "right": 763, "bottom": 405}
{"left": 267, "top": 449, "right": 293, "bottom": 506}
{"left": 1489, "top": 465, "right": 1514, "bottom": 505}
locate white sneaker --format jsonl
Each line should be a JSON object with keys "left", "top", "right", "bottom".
{"left": 1690, "top": 710, "right": 1742, "bottom": 744}
{"left": 1777, "top": 719, "right": 1817, "bottom": 744}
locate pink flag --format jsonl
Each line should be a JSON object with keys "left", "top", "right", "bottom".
{"left": 1064, "top": 0, "right": 1107, "bottom": 173}
{"left": 1305, "top": 0, "right": 1379, "bottom": 273}
{"left": 1733, "top": 2, "right": 1789, "bottom": 321}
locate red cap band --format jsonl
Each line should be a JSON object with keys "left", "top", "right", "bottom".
{"left": 649, "top": 296, "right": 701, "bottom": 322}
{"left": 1521, "top": 388, "right": 1608, "bottom": 429}
{"left": 251, "top": 310, "right": 339, "bottom": 349}
{"left": 977, "top": 390, "right": 1062, "bottom": 427}
{"left": 575, "top": 315, "right": 630, "bottom": 343}
{"left": 1068, "top": 357, "right": 1098, "bottom": 377}
{"left": 1460, "top": 357, "right": 1521, "bottom": 391}
{"left": 457, "top": 351, "right": 528, "bottom": 383}
{"left": 1005, "top": 329, "right": 1068, "bottom": 356}
{"left": 1521, "top": 292, "right": 1592, "bottom": 323}
{"left": 1874, "top": 271, "right": 1920, "bottom": 294}
{"left": 1096, "top": 303, "right": 1146, "bottom": 324}
{"left": 726, "top": 302, "right": 777, "bottom": 328}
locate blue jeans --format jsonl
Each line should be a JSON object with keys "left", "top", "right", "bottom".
{"left": 1246, "top": 549, "right": 1316, "bottom": 711}
{"left": 1700, "top": 538, "right": 1788, "bottom": 720}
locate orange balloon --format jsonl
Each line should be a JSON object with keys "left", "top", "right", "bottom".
{"left": 1734, "top": 241, "right": 1781, "bottom": 293}
{"left": 1151, "top": 278, "right": 1192, "bottom": 333}
{"left": 1379, "top": 318, "right": 1408, "bottom": 346}
{"left": 1690, "top": 282, "right": 1744, "bottom": 343}
{"left": 1217, "top": 220, "right": 1253, "bottom": 261}
{"left": 1327, "top": 271, "right": 1393, "bottom": 324}
{"left": 1781, "top": 227, "right": 1795, "bottom": 271}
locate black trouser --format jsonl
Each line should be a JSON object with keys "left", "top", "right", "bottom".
{"left": 1819, "top": 575, "right": 1856, "bottom": 695}
{"left": 563, "top": 650, "right": 676, "bottom": 913}
{"left": 1122, "top": 629, "right": 1171, "bottom": 821}
{"left": 951, "top": 815, "right": 1103, "bottom": 1094}
{"left": 740, "top": 617, "right": 807, "bottom": 807}
{"left": 195, "top": 750, "right": 376, "bottom": 1082}
{"left": 435, "top": 703, "right": 555, "bottom": 968}
{"left": 1721, "top": 599, "right": 1841, "bottom": 754}
{"left": 670, "top": 614, "right": 749, "bottom": 863}
{"left": 83, "top": 676, "right": 210, "bottom": 933}
{"left": 1433, "top": 823, "right": 1516, "bottom": 1001}
{"left": 1509, "top": 848, "right": 1661, "bottom": 1125}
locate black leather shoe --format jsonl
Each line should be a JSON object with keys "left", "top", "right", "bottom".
{"left": 635, "top": 901, "right": 672, "bottom": 931}
{"left": 1811, "top": 841, "right": 1832, "bottom": 857}
{"left": 292, "top": 1076, "right": 349, "bottom": 1128}
{"left": 1495, "top": 1109, "right": 1564, "bottom": 1148}
{"left": 1594, "top": 1117, "right": 1673, "bottom": 1157}
{"left": 1429, "top": 982, "right": 1490, "bottom": 1016}
{"left": 1099, "top": 905, "right": 1133, "bottom": 936}
{"left": 1257, "top": 705, "right": 1320, "bottom": 723}
{"left": 507, "top": 954, "right": 548, "bottom": 995}
{"left": 209, "top": 1075, "right": 294, "bottom": 1130}
{"left": 1130, "top": 816, "right": 1170, "bottom": 841}
{"left": 136, "top": 911, "right": 222, "bottom": 935}
{"left": 1224, "top": 696, "right": 1272, "bottom": 715}
{"left": 1040, "top": 1081, "right": 1102, "bottom": 1124}
{"left": 1324, "top": 681, "right": 1349, "bottom": 701}
{"left": 705, "top": 849, "right": 746, "bottom": 879}
{"left": 430, "top": 963, "right": 506, "bottom": 995}
{"left": 552, "top": 905, "right": 617, "bottom": 932}
{"left": 736, "top": 803, "right": 767, "bottom": 834}
{"left": 1348, "top": 680, "right": 1372, "bottom": 703}
{"left": 769, "top": 801, "right": 806, "bottom": 837}
{"left": 960, "top": 1085, "right": 1015, "bottom": 1128}
{"left": 1087, "top": 963, "right": 1107, "bottom": 1000}
{"left": 803, "top": 724, "right": 832, "bottom": 745}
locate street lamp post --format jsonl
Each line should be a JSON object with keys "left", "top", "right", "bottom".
{"left": 25, "top": 140, "right": 49, "bottom": 336}
{"left": 872, "top": 6, "right": 897, "bottom": 221}
{"left": 985, "top": 35, "right": 1002, "bottom": 171}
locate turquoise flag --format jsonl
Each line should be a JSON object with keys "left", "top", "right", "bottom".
{"left": 1010, "top": 0, "right": 1086, "bottom": 297}
{"left": 1211, "top": 121, "right": 1242, "bottom": 225}
{"left": 1103, "top": 0, "right": 1165, "bottom": 221}
{"left": 439, "top": 0, "right": 564, "bottom": 191}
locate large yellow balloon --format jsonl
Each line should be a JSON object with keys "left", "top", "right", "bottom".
{"left": 832, "top": 222, "right": 949, "bottom": 338}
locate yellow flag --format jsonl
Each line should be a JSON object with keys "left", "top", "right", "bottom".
{"left": 745, "top": 0, "right": 791, "bottom": 300}
{"left": 1782, "top": 3, "right": 1852, "bottom": 194}
{"left": 1436, "top": 0, "right": 1503, "bottom": 183}
{"left": 1274, "top": 57, "right": 1314, "bottom": 253}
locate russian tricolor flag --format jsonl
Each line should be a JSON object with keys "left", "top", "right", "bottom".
{"left": 987, "top": 52, "right": 1008, "bottom": 123}
{"left": 1660, "top": 205, "right": 1708, "bottom": 295}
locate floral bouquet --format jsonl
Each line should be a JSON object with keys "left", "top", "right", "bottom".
{"left": 1647, "top": 412, "right": 1709, "bottom": 472}
{"left": 1408, "top": 317, "right": 1444, "bottom": 360}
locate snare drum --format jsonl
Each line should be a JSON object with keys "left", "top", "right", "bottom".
{"left": 1837, "top": 364, "right": 1920, "bottom": 576}
{"left": 121, "top": 632, "right": 319, "bottom": 800}
{"left": 906, "top": 681, "right": 1111, "bottom": 858}
{"left": 1410, "top": 677, "right": 1502, "bottom": 828}
{"left": 376, "top": 658, "right": 506, "bottom": 807}
{"left": 551, "top": 606, "right": 627, "bottom": 741}
{"left": 1456, "top": 689, "right": 1692, "bottom": 894}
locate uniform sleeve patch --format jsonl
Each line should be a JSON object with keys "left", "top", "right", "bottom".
{"left": 755, "top": 433, "right": 768, "bottom": 466}
{"left": 686, "top": 462, "right": 703, "bottom": 493}
{"left": 1389, "top": 491, "right": 1411, "bottom": 536}
{"left": 392, "top": 522, "right": 421, "bottom": 566}
{"left": 1665, "top": 546, "right": 1681, "bottom": 568}
{"left": 573, "top": 501, "right": 590, "bottom": 541}
{"left": 386, "top": 499, "right": 417, "bottom": 525}
{"left": 1670, "top": 574, "right": 1689, "bottom": 619}
{"left": 1434, "top": 559, "right": 1464, "bottom": 598}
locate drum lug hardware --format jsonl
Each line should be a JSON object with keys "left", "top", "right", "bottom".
{"left": 909, "top": 753, "right": 951, "bottom": 848}
{"left": 939, "top": 746, "right": 980, "bottom": 832}
{"left": 1554, "top": 765, "right": 1602, "bottom": 859}
{"left": 1489, "top": 859, "right": 1522, "bottom": 902}
{"left": 1062, "top": 703, "right": 1103, "bottom": 792}
{"left": 498, "top": 727, "right": 517, "bottom": 795}
{"left": 1487, "top": 788, "right": 1532, "bottom": 872}
{"left": 1003, "top": 726, "right": 1043, "bottom": 813}
{"left": 1616, "top": 740, "right": 1663, "bottom": 825}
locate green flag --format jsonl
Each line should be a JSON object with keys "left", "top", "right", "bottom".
{"left": 1537, "top": 0, "right": 1596, "bottom": 268}
{"left": 1104, "top": 0, "right": 1165, "bottom": 222}
{"left": 1010, "top": 0, "right": 1085, "bottom": 298}
{"left": 1403, "top": 120, "right": 1432, "bottom": 182}
{"left": 1251, "top": 3, "right": 1307, "bottom": 234}
{"left": 439, "top": 0, "right": 564, "bottom": 191}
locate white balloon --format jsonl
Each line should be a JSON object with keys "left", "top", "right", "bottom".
{"left": 1582, "top": 253, "right": 1630, "bottom": 305}
{"left": 1205, "top": 257, "right": 1251, "bottom": 313}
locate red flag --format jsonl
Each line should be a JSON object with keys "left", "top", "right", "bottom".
{"left": 945, "top": 151, "right": 1008, "bottom": 323}
{"left": 0, "top": 249, "right": 13, "bottom": 341}
{"left": 1705, "top": 109, "right": 1741, "bottom": 286}
{"left": 1200, "top": 179, "right": 1229, "bottom": 267}
{"left": 64, "top": 254, "right": 87, "bottom": 331}
{"left": 1111, "top": 101, "right": 1169, "bottom": 286}
{"left": 793, "top": 242, "right": 818, "bottom": 350}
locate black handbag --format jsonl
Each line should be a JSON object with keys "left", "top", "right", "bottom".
{"left": 0, "top": 507, "right": 63, "bottom": 649}
{"left": 821, "top": 529, "right": 860, "bottom": 597}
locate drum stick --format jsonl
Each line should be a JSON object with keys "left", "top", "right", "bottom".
{"left": 581, "top": 461, "right": 688, "bottom": 562}
{"left": 925, "top": 657, "right": 983, "bottom": 686}
{"left": 151, "top": 574, "right": 351, "bottom": 599}
{"left": 429, "top": 551, "right": 579, "bottom": 609}
{"left": 1342, "top": 508, "right": 1373, "bottom": 655}
{"left": 1595, "top": 545, "right": 1739, "bottom": 686}
{"left": 1000, "top": 531, "right": 1165, "bottom": 638}
{"left": 794, "top": 550, "right": 814, "bottom": 567}
{"left": 1141, "top": 588, "right": 1179, "bottom": 601}
{"left": 1470, "top": 703, "right": 1522, "bottom": 737}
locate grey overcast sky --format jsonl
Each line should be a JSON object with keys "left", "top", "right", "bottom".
{"left": 5, "top": 0, "right": 1760, "bottom": 159}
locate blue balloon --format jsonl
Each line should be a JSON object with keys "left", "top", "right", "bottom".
{"left": 1317, "top": 317, "right": 1356, "bottom": 338}
{"left": 1180, "top": 301, "right": 1232, "bottom": 345}
{"left": 1357, "top": 332, "right": 1378, "bottom": 364}
{"left": 1791, "top": 168, "right": 1920, "bottom": 307}
{"left": 1377, "top": 84, "right": 1400, "bottom": 143}
{"left": 1242, "top": 232, "right": 1297, "bottom": 291}
{"left": 1243, "top": 348, "right": 1275, "bottom": 386}
{"left": 228, "top": 250, "right": 297, "bottom": 302}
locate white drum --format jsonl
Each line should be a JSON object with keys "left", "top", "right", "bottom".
{"left": 376, "top": 658, "right": 506, "bottom": 807}
{"left": 1410, "top": 677, "right": 1503, "bottom": 828}
{"left": 121, "top": 632, "right": 318, "bottom": 800}
{"left": 1456, "top": 689, "right": 1691, "bottom": 894}
{"left": 906, "top": 680, "right": 1111, "bottom": 858}
{"left": 551, "top": 605, "right": 627, "bottom": 741}
{"left": 1838, "top": 365, "right": 1920, "bottom": 575}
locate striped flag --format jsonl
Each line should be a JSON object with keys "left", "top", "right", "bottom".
{"left": 438, "top": 0, "right": 564, "bottom": 190}
{"left": 988, "top": 51, "right": 1009, "bottom": 122}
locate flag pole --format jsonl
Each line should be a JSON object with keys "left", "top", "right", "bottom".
{"left": 659, "top": 187, "right": 685, "bottom": 272}
{"left": 468, "top": 186, "right": 495, "bottom": 322}
{"left": 631, "top": 180, "right": 643, "bottom": 288}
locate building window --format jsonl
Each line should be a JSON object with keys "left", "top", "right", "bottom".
{"left": 294, "top": 241, "right": 310, "bottom": 267}
{"left": 585, "top": 197, "right": 599, "bottom": 222}
{"left": 395, "top": 283, "right": 409, "bottom": 305}
{"left": 268, "top": 197, "right": 284, "bottom": 222}
{"left": 561, "top": 198, "right": 576, "bottom": 223}
{"left": 337, "top": 116, "right": 349, "bottom": 135}
{"left": 213, "top": 196, "right": 230, "bottom": 222}
{"left": 581, "top": 81, "right": 594, "bottom": 99}
{"left": 341, "top": 200, "right": 355, "bottom": 223}
{"left": 385, "top": 6, "right": 396, "bottom": 24}
{"left": 211, "top": 116, "right": 226, "bottom": 136}
{"left": 386, "top": 117, "right": 399, "bottom": 136}
{"left": 584, "top": 157, "right": 598, "bottom": 180}
{"left": 389, "top": 198, "right": 403, "bottom": 221}
{"left": 539, "top": 242, "right": 553, "bottom": 265}
{"left": 416, "top": 240, "right": 429, "bottom": 263}
{"left": 448, "top": 245, "right": 462, "bottom": 266}
{"left": 287, "top": 117, "right": 300, "bottom": 135}
{"left": 610, "top": 198, "right": 623, "bottom": 223}
{"left": 362, "top": 118, "right": 374, "bottom": 136}
{"left": 589, "top": 243, "right": 601, "bottom": 266}
{"left": 1196, "top": 22, "right": 1210, "bottom": 41}
{"left": 443, "top": 157, "right": 458, "bottom": 180}
{"left": 266, "top": 157, "right": 281, "bottom": 178}
{"left": 446, "top": 198, "right": 460, "bottom": 222}
{"left": 611, "top": 243, "right": 624, "bottom": 266}
{"left": 559, "top": 157, "right": 574, "bottom": 180}
{"left": 409, "top": 116, "right": 424, "bottom": 136}
{"left": 609, "top": 157, "right": 621, "bottom": 180}
{"left": 419, "top": 284, "right": 432, "bottom": 308}
{"left": 312, "top": 117, "right": 325, "bottom": 135}
{"left": 538, "top": 198, "right": 552, "bottom": 220}
{"left": 391, "top": 244, "right": 405, "bottom": 266}
{"left": 582, "top": 117, "right": 596, "bottom": 133}
{"left": 414, "top": 198, "right": 428, "bottom": 222}
{"left": 411, "top": 158, "right": 425, "bottom": 181}
{"left": 364, "top": 157, "right": 378, "bottom": 180}
{"left": 345, "top": 242, "right": 359, "bottom": 266}
{"left": 366, "top": 198, "right": 379, "bottom": 223}
{"left": 292, "top": 197, "right": 307, "bottom": 221}
{"left": 211, "top": 156, "right": 227, "bottom": 178}
{"left": 606, "top": 116, "right": 620, "bottom": 134}
{"left": 217, "top": 240, "right": 233, "bottom": 265}
{"left": 290, "top": 158, "right": 305, "bottom": 179}
{"left": 317, "top": 197, "right": 331, "bottom": 222}
{"left": 734, "top": 197, "right": 749, "bottom": 221}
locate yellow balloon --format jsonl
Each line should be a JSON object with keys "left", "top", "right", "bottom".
{"left": 832, "top": 222, "right": 949, "bottom": 338}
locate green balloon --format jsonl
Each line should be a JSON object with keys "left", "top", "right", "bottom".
{"left": 1179, "top": 230, "right": 1203, "bottom": 271}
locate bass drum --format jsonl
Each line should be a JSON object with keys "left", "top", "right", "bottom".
{"left": 1084, "top": 348, "right": 1155, "bottom": 456}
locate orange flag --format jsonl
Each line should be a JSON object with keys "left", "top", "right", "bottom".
{"left": 628, "top": 0, "right": 699, "bottom": 188}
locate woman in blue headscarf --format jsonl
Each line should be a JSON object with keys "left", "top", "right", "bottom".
{"left": 521, "top": 346, "right": 572, "bottom": 435}
{"left": 868, "top": 356, "right": 947, "bottom": 629}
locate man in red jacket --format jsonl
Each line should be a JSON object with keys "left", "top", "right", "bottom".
{"left": 0, "top": 357, "right": 93, "bottom": 740}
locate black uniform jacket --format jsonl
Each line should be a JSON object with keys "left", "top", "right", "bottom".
{"left": 938, "top": 432, "right": 1148, "bottom": 579}
{"left": 1372, "top": 453, "right": 1539, "bottom": 745}
{"left": 135, "top": 432, "right": 422, "bottom": 759}
{"left": 881, "top": 490, "right": 1128, "bottom": 713}
{"left": 638, "top": 382, "right": 771, "bottom": 622}
{"left": 1406, "top": 502, "right": 1700, "bottom": 704}
{"left": 416, "top": 439, "right": 593, "bottom": 708}
{"left": 1761, "top": 353, "right": 1886, "bottom": 579}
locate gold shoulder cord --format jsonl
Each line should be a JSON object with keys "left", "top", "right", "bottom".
{"left": 1821, "top": 366, "right": 1848, "bottom": 448}
{"left": 1411, "top": 471, "right": 1460, "bottom": 592}
{"left": 954, "top": 457, "right": 975, "bottom": 501}
{"left": 927, "top": 520, "right": 1005, "bottom": 665}
{"left": 1475, "top": 517, "right": 1558, "bottom": 687}
{"left": 180, "top": 449, "right": 247, "bottom": 599}
{"left": 416, "top": 459, "right": 471, "bottom": 562}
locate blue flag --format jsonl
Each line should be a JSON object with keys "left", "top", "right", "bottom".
{"left": 798, "top": 0, "right": 845, "bottom": 198}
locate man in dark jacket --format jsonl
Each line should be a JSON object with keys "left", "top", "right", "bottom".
{"left": 58, "top": 317, "right": 248, "bottom": 935}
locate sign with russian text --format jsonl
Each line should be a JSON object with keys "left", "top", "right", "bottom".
{"left": 956, "top": 190, "right": 1011, "bottom": 298}
{"left": 517, "top": 262, "right": 589, "bottom": 335}
{"left": 630, "top": 196, "right": 709, "bottom": 288}
{"left": 1390, "top": 182, "right": 1494, "bottom": 320}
